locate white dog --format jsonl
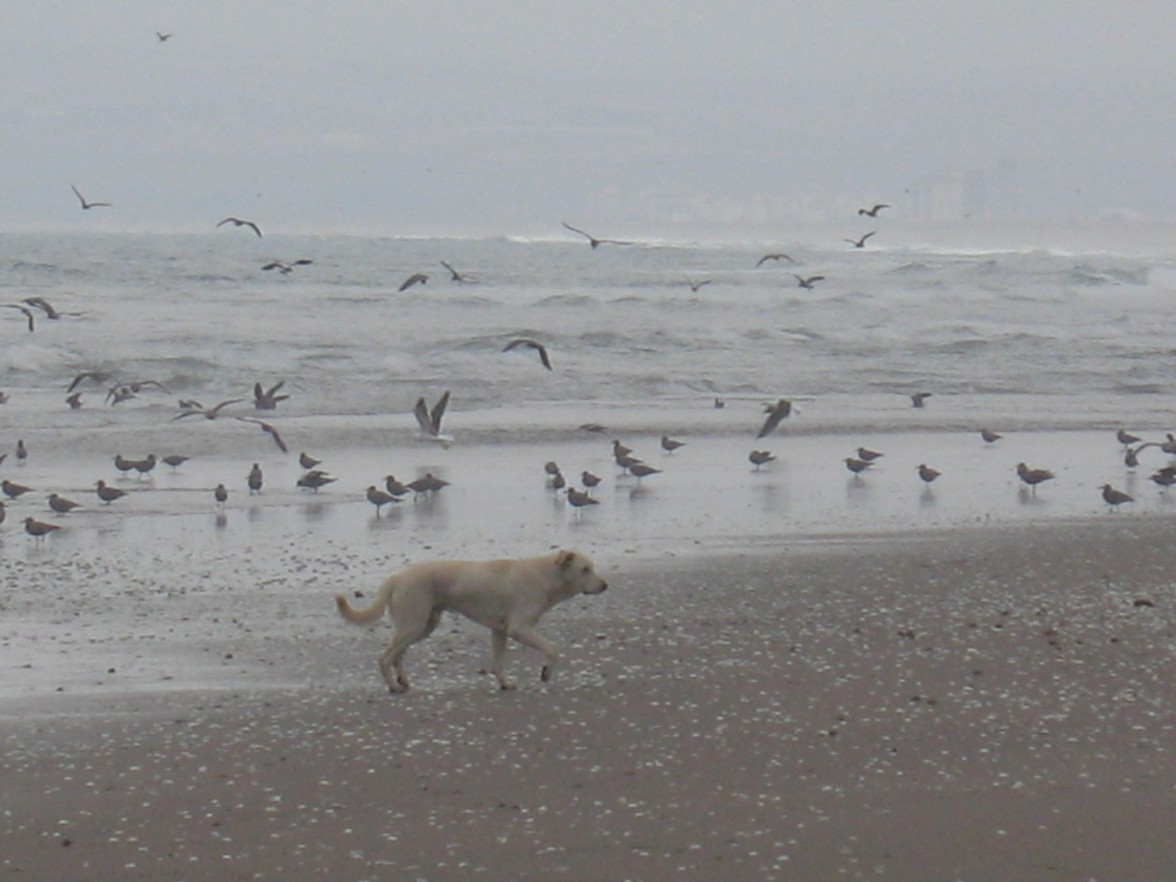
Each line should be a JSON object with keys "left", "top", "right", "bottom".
{"left": 335, "top": 549, "right": 608, "bottom": 693}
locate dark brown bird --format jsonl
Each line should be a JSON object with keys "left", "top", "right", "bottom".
{"left": 856, "top": 447, "right": 883, "bottom": 462}
{"left": 845, "top": 231, "right": 876, "bottom": 248}
{"left": 261, "top": 260, "right": 313, "bottom": 274}
{"left": 1016, "top": 462, "right": 1054, "bottom": 493}
{"left": 844, "top": 457, "right": 873, "bottom": 475}
{"left": 1101, "top": 484, "right": 1133, "bottom": 509}
{"left": 217, "top": 217, "right": 262, "bottom": 237}
{"left": 757, "top": 399, "right": 793, "bottom": 438}
{"left": 297, "top": 470, "right": 337, "bottom": 492}
{"left": 48, "top": 493, "right": 82, "bottom": 514}
{"left": 440, "top": 260, "right": 475, "bottom": 283}
{"left": 686, "top": 278, "right": 712, "bottom": 292}
{"left": 4, "top": 304, "right": 35, "bottom": 332}
{"left": 94, "top": 480, "right": 127, "bottom": 504}
{"left": 214, "top": 483, "right": 228, "bottom": 506}
{"left": 253, "top": 380, "right": 289, "bottom": 410}
{"left": 247, "top": 463, "right": 263, "bottom": 494}
{"left": 628, "top": 462, "right": 661, "bottom": 481}
{"left": 366, "top": 485, "right": 399, "bottom": 515}
{"left": 858, "top": 203, "right": 890, "bottom": 217}
{"left": 173, "top": 398, "right": 244, "bottom": 421}
{"left": 980, "top": 428, "right": 1002, "bottom": 444}
{"left": 71, "top": 184, "right": 111, "bottom": 210}
{"left": 16, "top": 439, "right": 27, "bottom": 464}
{"left": 299, "top": 451, "right": 321, "bottom": 470}
{"left": 162, "top": 454, "right": 190, "bottom": 468}
{"left": 1116, "top": 429, "right": 1142, "bottom": 447}
{"left": 794, "top": 274, "right": 825, "bottom": 289}
{"left": 917, "top": 463, "right": 941, "bottom": 484}
{"left": 561, "top": 221, "right": 632, "bottom": 249}
{"left": 580, "top": 470, "right": 601, "bottom": 490}
{"left": 23, "top": 297, "right": 64, "bottom": 320}
{"left": 384, "top": 475, "right": 411, "bottom": 498}
{"left": 155, "top": 31, "right": 173, "bottom": 42}
{"left": 756, "top": 253, "right": 794, "bottom": 266}
{"left": 406, "top": 472, "right": 448, "bottom": 495}
{"left": 2, "top": 479, "right": 32, "bottom": 499}
{"left": 235, "top": 417, "right": 288, "bottom": 453}
{"left": 910, "top": 392, "right": 932, "bottom": 408}
{"left": 66, "top": 392, "right": 83, "bottom": 409}
{"left": 749, "top": 450, "right": 775, "bottom": 470}
{"left": 503, "top": 338, "right": 553, "bottom": 370}
{"left": 24, "top": 516, "right": 61, "bottom": 538}
{"left": 660, "top": 435, "right": 686, "bottom": 453}
{"left": 398, "top": 273, "right": 429, "bottom": 292}
{"left": 566, "top": 487, "right": 599, "bottom": 511}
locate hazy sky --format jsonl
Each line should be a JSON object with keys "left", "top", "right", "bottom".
{"left": 4, "top": 2, "right": 1175, "bottom": 236}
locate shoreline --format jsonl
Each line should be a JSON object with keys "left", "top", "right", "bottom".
{"left": 2, "top": 517, "right": 1173, "bottom": 880}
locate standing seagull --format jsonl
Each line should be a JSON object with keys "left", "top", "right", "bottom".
{"left": 24, "top": 517, "right": 62, "bottom": 539}
{"left": 980, "top": 428, "right": 1003, "bottom": 444}
{"left": 757, "top": 399, "right": 793, "bottom": 438}
{"left": 561, "top": 222, "right": 632, "bottom": 249}
{"left": 247, "top": 463, "right": 264, "bottom": 494}
{"left": 844, "top": 231, "right": 876, "bottom": 249}
{"left": 917, "top": 463, "right": 941, "bottom": 484}
{"left": 216, "top": 217, "right": 263, "bottom": 237}
{"left": 71, "top": 184, "right": 111, "bottom": 210}
{"left": 660, "top": 435, "right": 686, "bottom": 453}
{"left": 503, "top": 338, "right": 553, "bottom": 370}
{"left": 858, "top": 203, "right": 890, "bottom": 217}
{"left": 1101, "top": 484, "right": 1133, "bottom": 510}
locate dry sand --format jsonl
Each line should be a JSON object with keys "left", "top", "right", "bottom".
{"left": 2, "top": 517, "right": 1173, "bottom": 881}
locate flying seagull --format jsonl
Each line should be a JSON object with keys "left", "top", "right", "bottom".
{"left": 71, "top": 184, "right": 111, "bottom": 210}
{"left": 172, "top": 398, "right": 244, "bottom": 420}
{"left": 217, "top": 217, "right": 263, "bottom": 237}
{"left": 503, "top": 338, "right": 553, "bottom": 370}
{"left": 235, "top": 417, "right": 289, "bottom": 453}
{"left": 23, "top": 297, "right": 66, "bottom": 319}
{"left": 262, "top": 259, "right": 313, "bottom": 274}
{"left": 858, "top": 203, "right": 890, "bottom": 217}
{"left": 155, "top": 31, "right": 173, "bottom": 42}
{"left": 414, "top": 391, "right": 452, "bottom": 443}
{"left": 756, "top": 253, "right": 794, "bottom": 266}
{"left": 399, "top": 273, "right": 428, "bottom": 292}
{"left": 794, "top": 274, "right": 825, "bottom": 289}
{"left": 561, "top": 222, "right": 632, "bottom": 249}
{"left": 440, "top": 260, "right": 475, "bottom": 283}
{"left": 3, "top": 304, "right": 35, "bottom": 332}
{"left": 757, "top": 399, "right": 793, "bottom": 438}
{"left": 685, "top": 277, "right": 712, "bottom": 292}
{"left": 253, "top": 380, "right": 289, "bottom": 410}
{"left": 845, "top": 231, "right": 876, "bottom": 249}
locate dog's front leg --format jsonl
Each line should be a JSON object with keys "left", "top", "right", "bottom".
{"left": 508, "top": 625, "right": 561, "bottom": 682}
{"left": 484, "top": 629, "right": 516, "bottom": 690}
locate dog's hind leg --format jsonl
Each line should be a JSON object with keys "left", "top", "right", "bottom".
{"left": 507, "top": 624, "right": 561, "bottom": 682}
{"left": 379, "top": 610, "right": 442, "bottom": 693}
{"left": 484, "top": 628, "right": 515, "bottom": 690}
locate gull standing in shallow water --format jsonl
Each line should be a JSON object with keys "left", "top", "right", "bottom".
{"left": 749, "top": 450, "right": 775, "bottom": 470}
{"left": 1101, "top": 484, "right": 1133, "bottom": 510}
{"left": 1016, "top": 462, "right": 1054, "bottom": 493}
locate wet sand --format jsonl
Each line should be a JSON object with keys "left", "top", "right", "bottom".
{"left": 2, "top": 515, "right": 1173, "bottom": 881}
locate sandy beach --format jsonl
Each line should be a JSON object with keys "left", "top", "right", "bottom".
{"left": 2, "top": 484, "right": 1173, "bottom": 881}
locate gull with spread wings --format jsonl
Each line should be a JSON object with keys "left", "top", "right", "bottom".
{"left": 561, "top": 222, "right": 632, "bottom": 249}
{"left": 71, "top": 184, "right": 111, "bottom": 210}
{"left": 414, "top": 391, "right": 453, "bottom": 446}
{"left": 503, "top": 338, "right": 553, "bottom": 371}
{"left": 217, "top": 217, "right": 263, "bottom": 237}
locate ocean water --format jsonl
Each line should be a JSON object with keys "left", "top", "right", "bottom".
{"left": 3, "top": 230, "right": 1176, "bottom": 444}
{"left": 3, "top": 229, "right": 1176, "bottom": 565}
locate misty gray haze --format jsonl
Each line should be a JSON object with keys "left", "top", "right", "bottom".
{"left": 3, "top": 3, "right": 1175, "bottom": 238}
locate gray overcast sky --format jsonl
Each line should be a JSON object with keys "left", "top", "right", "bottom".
{"left": 3, "top": 2, "right": 1175, "bottom": 236}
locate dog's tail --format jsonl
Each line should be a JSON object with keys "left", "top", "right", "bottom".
{"left": 335, "top": 575, "right": 397, "bottom": 625}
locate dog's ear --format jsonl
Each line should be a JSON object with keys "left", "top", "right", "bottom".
{"left": 556, "top": 549, "right": 575, "bottom": 569}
